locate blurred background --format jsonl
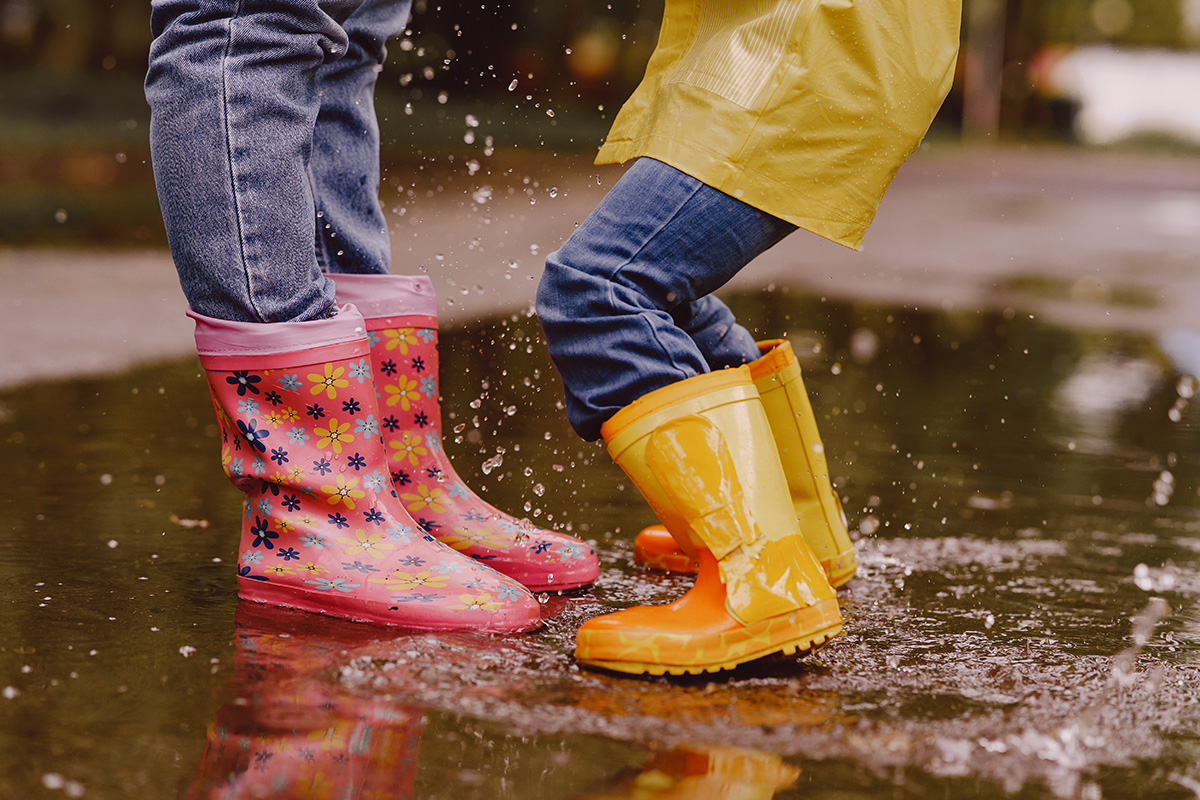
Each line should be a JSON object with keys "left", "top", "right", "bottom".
{"left": 5, "top": 7, "right": 1200, "bottom": 798}
{"left": 2, "top": 0, "right": 1200, "bottom": 249}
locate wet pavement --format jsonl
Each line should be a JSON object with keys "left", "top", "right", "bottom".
{"left": 4, "top": 144, "right": 1200, "bottom": 798}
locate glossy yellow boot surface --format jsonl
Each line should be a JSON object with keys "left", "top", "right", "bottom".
{"left": 577, "top": 549, "right": 842, "bottom": 676}
{"left": 634, "top": 340, "right": 857, "bottom": 587}
{"left": 577, "top": 368, "right": 841, "bottom": 675}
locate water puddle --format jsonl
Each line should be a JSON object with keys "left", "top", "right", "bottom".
{"left": 2, "top": 289, "right": 1199, "bottom": 798}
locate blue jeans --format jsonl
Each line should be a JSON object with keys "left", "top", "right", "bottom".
{"left": 146, "top": 0, "right": 411, "bottom": 323}
{"left": 537, "top": 158, "right": 798, "bottom": 441}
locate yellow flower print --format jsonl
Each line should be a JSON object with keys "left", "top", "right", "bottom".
{"left": 308, "top": 362, "right": 349, "bottom": 399}
{"left": 299, "top": 562, "right": 328, "bottom": 575}
{"left": 276, "top": 519, "right": 293, "bottom": 533}
{"left": 298, "top": 513, "right": 315, "bottom": 528}
{"left": 264, "top": 410, "right": 285, "bottom": 427}
{"left": 368, "top": 570, "right": 449, "bottom": 591}
{"left": 336, "top": 529, "right": 395, "bottom": 559}
{"left": 383, "top": 375, "right": 420, "bottom": 410}
{"left": 384, "top": 327, "right": 417, "bottom": 354}
{"left": 452, "top": 593, "right": 500, "bottom": 611}
{"left": 388, "top": 431, "right": 428, "bottom": 467}
{"left": 262, "top": 564, "right": 295, "bottom": 577}
{"left": 402, "top": 484, "right": 447, "bottom": 515}
{"left": 281, "top": 407, "right": 300, "bottom": 422}
{"left": 285, "top": 465, "right": 306, "bottom": 482}
{"left": 314, "top": 418, "right": 354, "bottom": 453}
{"left": 440, "top": 526, "right": 510, "bottom": 551}
{"left": 321, "top": 474, "right": 366, "bottom": 509}
{"left": 212, "top": 402, "right": 233, "bottom": 427}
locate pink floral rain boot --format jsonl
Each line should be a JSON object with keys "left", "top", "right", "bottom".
{"left": 332, "top": 274, "right": 599, "bottom": 593}
{"left": 191, "top": 304, "right": 542, "bottom": 633}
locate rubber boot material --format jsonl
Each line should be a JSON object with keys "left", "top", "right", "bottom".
{"left": 192, "top": 305, "right": 542, "bottom": 633}
{"left": 331, "top": 274, "right": 599, "bottom": 593}
{"left": 633, "top": 340, "right": 857, "bottom": 587}
{"left": 576, "top": 367, "right": 841, "bottom": 675}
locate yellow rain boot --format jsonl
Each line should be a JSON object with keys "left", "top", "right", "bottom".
{"left": 576, "top": 367, "right": 842, "bottom": 675}
{"left": 634, "top": 340, "right": 857, "bottom": 587}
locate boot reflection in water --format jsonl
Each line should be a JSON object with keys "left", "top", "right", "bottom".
{"left": 189, "top": 604, "right": 423, "bottom": 800}
{"left": 578, "top": 745, "right": 800, "bottom": 800}
{"left": 537, "top": 0, "right": 961, "bottom": 674}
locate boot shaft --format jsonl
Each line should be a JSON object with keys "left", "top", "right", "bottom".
{"left": 329, "top": 273, "right": 601, "bottom": 593}
{"left": 749, "top": 340, "right": 855, "bottom": 578}
{"left": 602, "top": 367, "right": 835, "bottom": 624}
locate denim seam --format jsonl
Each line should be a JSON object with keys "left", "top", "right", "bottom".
{"left": 219, "top": 0, "right": 261, "bottom": 321}
{"left": 308, "top": 162, "right": 331, "bottom": 273}
{"left": 606, "top": 177, "right": 706, "bottom": 382}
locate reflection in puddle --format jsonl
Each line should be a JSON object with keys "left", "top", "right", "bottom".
{"left": 3, "top": 288, "right": 1200, "bottom": 798}
{"left": 189, "top": 605, "right": 423, "bottom": 799}
{"left": 578, "top": 745, "right": 801, "bottom": 799}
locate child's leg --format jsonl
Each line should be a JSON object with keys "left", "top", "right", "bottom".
{"left": 536, "top": 157, "right": 796, "bottom": 441}
{"left": 310, "top": 0, "right": 412, "bottom": 275}
{"left": 672, "top": 295, "right": 762, "bottom": 371}
{"left": 146, "top": 0, "right": 368, "bottom": 323}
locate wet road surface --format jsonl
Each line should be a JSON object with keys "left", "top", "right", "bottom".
{"left": 3, "top": 286, "right": 1200, "bottom": 798}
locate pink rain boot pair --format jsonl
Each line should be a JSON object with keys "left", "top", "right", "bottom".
{"left": 193, "top": 275, "right": 598, "bottom": 634}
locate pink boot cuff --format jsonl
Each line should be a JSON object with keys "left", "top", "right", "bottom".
{"left": 328, "top": 274, "right": 438, "bottom": 320}
{"left": 189, "top": 305, "right": 370, "bottom": 369}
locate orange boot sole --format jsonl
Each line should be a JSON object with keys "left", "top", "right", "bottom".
{"left": 577, "top": 550, "right": 843, "bottom": 676}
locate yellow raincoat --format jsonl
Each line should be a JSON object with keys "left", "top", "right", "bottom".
{"left": 597, "top": 0, "right": 962, "bottom": 250}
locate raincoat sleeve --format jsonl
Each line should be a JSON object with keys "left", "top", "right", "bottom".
{"left": 597, "top": 0, "right": 962, "bottom": 250}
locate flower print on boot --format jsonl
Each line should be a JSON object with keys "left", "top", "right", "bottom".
{"left": 191, "top": 304, "right": 542, "bottom": 633}
{"left": 331, "top": 274, "right": 599, "bottom": 593}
